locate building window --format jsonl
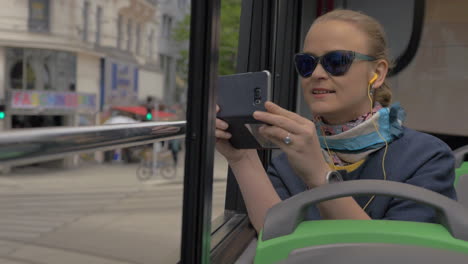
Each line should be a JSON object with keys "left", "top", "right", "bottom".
{"left": 159, "top": 54, "right": 165, "bottom": 70}
{"left": 83, "top": 1, "right": 90, "bottom": 41}
{"left": 147, "top": 0, "right": 157, "bottom": 6}
{"left": 136, "top": 23, "right": 141, "bottom": 55}
{"left": 96, "top": 6, "right": 102, "bottom": 45}
{"left": 159, "top": 54, "right": 172, "bottom": 91}
{"left": 165, "top": 56, "right": 172, "bottom": 86}
{"left": 28, "top": 0, "right": 50, "bottom": 32}
{"left": 161, "top": 14, "right": 173, "bottom": 39}
{"left": 6, "top": 48, "right": 77, "bottom": 92}
{"left": 178, "top": 0, "right": 186, "bottom": 9}
{"left": 117, "top": 15, "right": 123, "bottom": 49}
{"left": 24, "top": 55, "right": 37, "bottom": 90}
{"left": 127, "top": 20, "right": 133, "bottom": 51}
{"left": 167, "top": 16, "right": 173, "bottom": 39}
{"left": 148, "top": 29, "right": 155, "bottom": 59}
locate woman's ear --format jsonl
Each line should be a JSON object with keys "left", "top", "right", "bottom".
{"left": 372, "top": 59, "right": 389, "bottom": 88}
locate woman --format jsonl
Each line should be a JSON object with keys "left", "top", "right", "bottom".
{"left": 215, "top": 9, "right": 457, "bottom": 233}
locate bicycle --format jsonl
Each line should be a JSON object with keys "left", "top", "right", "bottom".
{"left": 136, "top": 146, "right": 177, "bottom": 181}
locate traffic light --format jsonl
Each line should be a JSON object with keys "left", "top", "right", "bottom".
{"left": 145, "top": 107, "right": 153, "bottom": 121}
{"left": 0, "top": 105, "right": 5, "bottom": 120}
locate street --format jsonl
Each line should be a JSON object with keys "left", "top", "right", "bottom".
{"left": 0, "top": 151, "right": 229, "bottom": 264}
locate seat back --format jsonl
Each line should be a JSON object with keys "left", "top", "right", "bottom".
{"left": 454, "top": 145, "right": 468, "bottom": 169}
{"left": 255, "top": 180, "right": 468, "bottom": 264}
{"left": 454, "top": 145, "right": 468, "bottom": 207}
{"left": 455, "top": 162, "right": 468, "bottom": 207}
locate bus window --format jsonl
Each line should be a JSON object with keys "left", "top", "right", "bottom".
{"left": 219, "top": 0, "right": 468, "bottom": 262}
{"left": 211, "top": 0, "right": 242, "bottom": 222}
{"left": 297, "top": 1, "right": 468, "bottom": 144}
{"left": 0, "top": 1, "right": 190, "bottom": 263}
{"left": 337, "top": 0, "right": 418, "bottom": 64}
{"left": 297, "top": 0, "right": 422, "bottom": 119}
{"left": 390, "top": 0, "right": 468, "bottom": 140}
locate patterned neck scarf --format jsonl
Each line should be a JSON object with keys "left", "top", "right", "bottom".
{"left": 315, "top": 103, "right": 406, "bottom": 166}
{"left": 317, "top": 102, "right": 384, "bottom": 136}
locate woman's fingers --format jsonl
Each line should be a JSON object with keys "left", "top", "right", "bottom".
{"left": 264, "top": 101, "right": 308, "bottom": 124}
{"left": 216, "top": 129, "right": 232, "bottom": 139}
{"left": 253, "top": 111, "right": 303, "bottom": 134}
{"left": 253, "top": 101, "right": 317, "bottom": 135}
{"left": 216, "top": 118, "right": 229, "bottom": 130}
{"left": 259, "top": 125, "right": 297, "bottom": 149}
{"left": 215, "top": 105, "right": 230, "bottom": 131}
{"left": 215, "top": 114, "right": 231, "bottom": 139}
{"left": 215, "top": 106, "right": 231, "bottom": 139}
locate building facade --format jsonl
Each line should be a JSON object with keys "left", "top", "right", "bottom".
{"left": 0, "top": 0, "right": 164, "bottom": 168}
{"left": 157, "top": 0, "right": 190, "bottom": 105}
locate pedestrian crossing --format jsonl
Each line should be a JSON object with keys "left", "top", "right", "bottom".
{"left": 0, "top": 191, "right": 128, "bottom": 241}
{"left": 0, "top": 181, "right": 226, "bottom": 242}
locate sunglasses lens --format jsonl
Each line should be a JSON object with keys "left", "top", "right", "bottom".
{"left": 294, "top": 54, "right": 317, "bottom": 77}
{"left": 322, "top": 51, "right": 354, "bottom": 76}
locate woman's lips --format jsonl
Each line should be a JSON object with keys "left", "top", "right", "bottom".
{"left": 311, "top": 88, "right": 335, "bottom": 99}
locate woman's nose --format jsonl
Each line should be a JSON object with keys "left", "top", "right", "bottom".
{"left": 311, "top": 63, "right": 329, "bottom": 80}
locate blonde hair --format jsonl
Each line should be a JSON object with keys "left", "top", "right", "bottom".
{"left": 313, "top": 9, "right": 393, "bottom": 107}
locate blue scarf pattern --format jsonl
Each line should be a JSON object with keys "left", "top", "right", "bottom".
{"left": 316, "top": 103, "right": 406, "bottom": 164}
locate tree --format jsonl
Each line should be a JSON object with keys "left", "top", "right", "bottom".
{"left": 173, "top": 0, "right": 242, "bottom": 83}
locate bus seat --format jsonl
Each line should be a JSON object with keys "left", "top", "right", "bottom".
{"left": 255, "top": 180, "right": 468, "bottom": 264}
{"left": 454, "top": 145, "right": 468, "bottom": 169}
{"left": 457, "top": 172, "right": 468, "bottom": 207}
{"left": 454, "top": 146, "right": 468, "bottom": 207}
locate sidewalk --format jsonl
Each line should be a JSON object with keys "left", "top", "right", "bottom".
{"left": 0, "top": 149, "right": 229, "bottom": 191}
{"left": 0, "top": 150, "right": 230, "bottom": 264}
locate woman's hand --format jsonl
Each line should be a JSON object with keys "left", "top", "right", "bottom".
{"left": 215, "top": 105, "right": 252, "bottom": 164}
{"left": 253, "top": 101, "right": 331, "bottom": 188}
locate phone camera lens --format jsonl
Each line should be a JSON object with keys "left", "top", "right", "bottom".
{"left": 255, "top": 99, "right": 261, "bottom": 104}
{"left": 254, "top": 88, "right": 261, "bottom": 96}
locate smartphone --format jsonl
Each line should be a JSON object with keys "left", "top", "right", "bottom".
{"left": 217, "top": 70, "right": 278, "bottom": 149}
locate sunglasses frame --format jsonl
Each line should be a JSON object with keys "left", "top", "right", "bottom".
{"left": 294, "top": 50, "right": 376, "bottom": 77}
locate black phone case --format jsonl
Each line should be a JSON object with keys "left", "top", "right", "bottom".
{"left": 217, "top": 71, "right": 272, "bottom": 149}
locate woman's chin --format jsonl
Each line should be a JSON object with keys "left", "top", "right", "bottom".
{"left": 309, "top": 103, "right": 336, "bottom": 116}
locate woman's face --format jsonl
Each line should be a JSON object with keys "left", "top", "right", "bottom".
{"left": 302, "top": 20, "right": 376, "bottom": 124}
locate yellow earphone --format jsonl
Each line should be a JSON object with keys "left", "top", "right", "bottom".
{"left": 369, "top": 73, "right": 378, "bottom": 86}
{"left": 320, "top": 72, "right": 388, "bottom": 211}
{"left": 363, "top": 72, "right": 389, "bottom": 211}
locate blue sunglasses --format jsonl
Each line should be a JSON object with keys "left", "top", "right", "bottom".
{"left": 294, "top": 50, "right": 376, "bottom": 77}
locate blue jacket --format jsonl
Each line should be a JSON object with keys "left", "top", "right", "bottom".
{"left": 267, "top": 127, "right": 457, "bottom": 222}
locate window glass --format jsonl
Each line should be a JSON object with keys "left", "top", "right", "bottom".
{"left": 136, "top": 23, "right": 141, "bottom": 55}
{"left": 117, "top": 14, "right": 123, "bottom": 49}
{"left": 297, "top": 1, "right": 467, "bottom": 138}
{"left": 127, "top": 19, "right": 133, "bottom": 51}
{"left": 297, "top": 1, "right": 416, "bottom": 119}
{"left": 83, "top": 1, "right": 90, "bottom": 41}
{"left": 389, "top": 0, "right": 468, "bottom": 135}
{"left": 213, "top": 0, "right": 242, "bottom": 219}
{"left": 96, "top": 6, "right": 103, "bottom": 45}
{"left": 6, "top": 48, "right": 76, "bottom": 91}
{"left": 0, "top": 1, "right": 189, "bottom": 263}
{"left": 29, "top": 0, "right": 50, "bottom": 32}
{"left": 148, "top": 29, "right": 155, "bottom": 59}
